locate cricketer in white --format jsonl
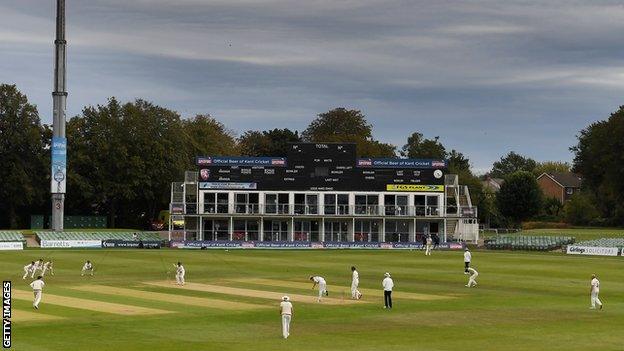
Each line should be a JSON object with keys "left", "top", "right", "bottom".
{"left": 425, "top": 236, "right": 433, "bottom": 256}
{"left": 280, "top": 296, "right": 293, "bottom": 339}
{"left": 81, "top": 260, "right": 94, "bottom": 276}
{"left": 30, "top": 276, "right": 45, "bottom": 309}
{"left": 42, "top": 260, "right": 54, "bottom": 277}
{"left": 466, "top": 267, "right": 478, "bottom": 287}
{"left": 464, "top": 248, "right": 472, "bottom": 273}
{"left": 310, "top": 276, "right": 327, "bottom": 302}
{"left": 23, "top": 261, "right": 35, "bottom": 280}
{"left": 174, "top": 262, "right": 185, "bottom": 285}
{"left": 590, "top": 274, "right": 602, "bottom": 310}
{"left": 32, "top": 259, "right": 44, "bottom": 278}
{"left": 351, "top": 266, "right": 362, "bottom": 299}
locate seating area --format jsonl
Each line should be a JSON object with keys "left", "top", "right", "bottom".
{"left": 36, "top": 231, "right": 161, "bottom": 241}
{"left": 573, "top": 238, "right": 624, "bottom": 249}
{"left": 485, "top": 235, "right": 575, "bottom": 251}
{"left": 0, "top": 231, "right": 25, "bottom": 242}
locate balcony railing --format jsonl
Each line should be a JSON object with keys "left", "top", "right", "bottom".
{"left": 170, "top": 203, "right": 477, "bottom": 218}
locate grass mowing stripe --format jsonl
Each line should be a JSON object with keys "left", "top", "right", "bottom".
{"left": 11, "top": 289, "right": 172, "bottom": 315}
{"left": 231, "top": 278, "right": 456, "bottom": 301}
{"left": 10, "top": 309, "right": 65, "bottom": 322}
{"left": 71, "top": 285, "right": 269, "bottom": 311}
{"left": 143, "top": 281, "right": 366, "bottom": 305}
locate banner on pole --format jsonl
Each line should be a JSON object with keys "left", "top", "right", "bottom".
{"left": 51, "top": 137, "right": 67, "bottom": 194}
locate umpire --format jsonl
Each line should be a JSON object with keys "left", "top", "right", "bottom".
{"left": 382, "top": 272, "right": 394, "bottom": 309}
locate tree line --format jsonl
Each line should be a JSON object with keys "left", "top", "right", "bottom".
{"left": 1, "top": 84, "right": 622, "bottom": 228}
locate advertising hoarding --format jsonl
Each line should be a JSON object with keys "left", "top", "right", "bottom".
{"left": 0, "top": 242, "right": 24, "bottom": 251}
{"left": 50, "top": 137, "right": 67, "bottom": 194}
{"left": 172, "top": 241, "right": 465, "bottom": 250}
{"left": 40, "top": 240, "right": 102, "bottom": 248}
{"left": 566, "top": 246, "right": 619, "bottom": 256}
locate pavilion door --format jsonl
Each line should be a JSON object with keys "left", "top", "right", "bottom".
{"left": 265, "top": 220, "right": 288, "bottom": 241}
{"left": 325, "top": 221, "right": 348, "bottom": 242}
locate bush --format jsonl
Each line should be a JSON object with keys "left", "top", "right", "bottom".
{"left": 587, "top": 217, "right": 616, "bottom": 227}
{"left": 542, "top": 197, "right": 563, "bottom": 218}
{"left": 522, "top": 221, "right": 570, "bottom": 230}
{"left": 529, "top": 215, "right": 563, "bottom": 222}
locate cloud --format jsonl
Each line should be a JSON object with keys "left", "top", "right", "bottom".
{"left": 1, "top": 1, "right": 624, "bottom": 171}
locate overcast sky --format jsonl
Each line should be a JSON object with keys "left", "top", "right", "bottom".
{"left": 2, "top": 1, "right": 624, "bottom": 172}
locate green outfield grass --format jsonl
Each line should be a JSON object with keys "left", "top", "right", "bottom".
{"left": 1, "top": 249, "right": 623, "bottom": 350}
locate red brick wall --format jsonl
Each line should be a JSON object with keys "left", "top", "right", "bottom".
{"left": 537, "top": 176, "right": 563, "bottom": 203}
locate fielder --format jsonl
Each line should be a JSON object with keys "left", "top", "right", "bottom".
{"left": 466, "top": 267, "right": 478, "bottom": 287}
{"left": 30, "top": 275, "right": 45, "bottom": 309}
{"left": 23, "top": 261, "right": 35, "bottom": 280}
{"left": 174, "top": 262, "right": 185, "bottom": 285}
{"left": 464, "top": 248, "right": 472, "bottom": 274}
{"left": 42, "top": 260, "right": 54, "bottom": 277}
{"left": 81, "top": 260, "right": 94, "bottom": 276}
{"left": 351, "top": 266, "right": 362, "bottom": 299}
{"left": 309, "top": 276, "right": 328, "bottom": 302}
{"left": 279, "top": 296, "right": 293, "bottom": 339}
{"left": 425, "top": 235, "right": 433, "bottom": 256}
{"left": 590, "top": 274, "right": 603, "bottom": 310}
{"left": 31, "top": 259, "right": 44, "bottom": 278}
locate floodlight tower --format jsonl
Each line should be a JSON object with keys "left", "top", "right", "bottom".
{"left": 51, "top": 0, "right": 67, "bottom": 231}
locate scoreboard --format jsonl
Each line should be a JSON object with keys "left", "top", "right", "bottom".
{"left": 196, "top": 143, "right": 447, "bottom": 192}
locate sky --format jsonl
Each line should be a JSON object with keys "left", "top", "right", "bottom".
{"left": 1, "top": 1, "right": 624, "bottom": 173}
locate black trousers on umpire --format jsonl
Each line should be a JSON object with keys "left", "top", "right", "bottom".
{"left": 384, "top": 290, "right": 392, "bottom": 308}
{"left": 464, "top": 261, "right": 470, "bottom": 272}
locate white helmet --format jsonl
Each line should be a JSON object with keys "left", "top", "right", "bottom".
{"left": 282, "top": 296, "right": 290, "bottom": 301}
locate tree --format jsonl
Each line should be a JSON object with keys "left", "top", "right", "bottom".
{"left": 399, "top": 131, "right": 490, "bottom": 223}
{"left": 302, "top": 108, "right": 396, "bottom": 157}
{"left": 67, "top": 98, "right": 194, "bottom": 227}
{"left": 401, "top": 132, "right": 446, "bottom": 159}
{"left": 239, "top": 128, "right": 300, "bottom": 156}
{"left": 0, "top": 84, "right": 49, "bottom": 228}
{"left": 563, "top": 193, "right": 599, "bottom": 226}
{"left": 496, "top": 171, "right": 543, "bottom": 225}
{"left": 399, "top": 131, "right": 490, "bottom": 224}
{"left": 183, "top": 114, "right": 238, "bottom": 162}
{"left": 447, "top": 150, "right": 471, "bottom": 173}
{"left": 358, "top": 140, "right": 397, "bottom": 158}
{"left": 303, "top": 108, "right": 372, "bottom": 142}
{"left": 479, "top": 187, "right": 509, "bottom": 228}
{"left": 533, "top": 161, "right": 571, "bottom": 177}
{"left": 123, "top": 100, "right": 191, "bottom": 225}
{"left": 572, "top": 106, "right": 624, "bottom": 224}
{"left": 67, "top": 97, "right": 131, "bottom": 227}
{"left": 490, "top": 152, "right": 537, "bottom": 178}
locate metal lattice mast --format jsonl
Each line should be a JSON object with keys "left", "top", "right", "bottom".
{"left": 51, "top": 0, "right": 67, "bottom": 231}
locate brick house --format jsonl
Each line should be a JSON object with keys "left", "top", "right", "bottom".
{"left": 536, "top": 172, "right": 582, "bottom": 203}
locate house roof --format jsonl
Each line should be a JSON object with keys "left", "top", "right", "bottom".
{"left": 482, "top": 177, "right": 504, "bottom": 192}
{"left": 538, "top": 172, "right": 582, "bottom": 188}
